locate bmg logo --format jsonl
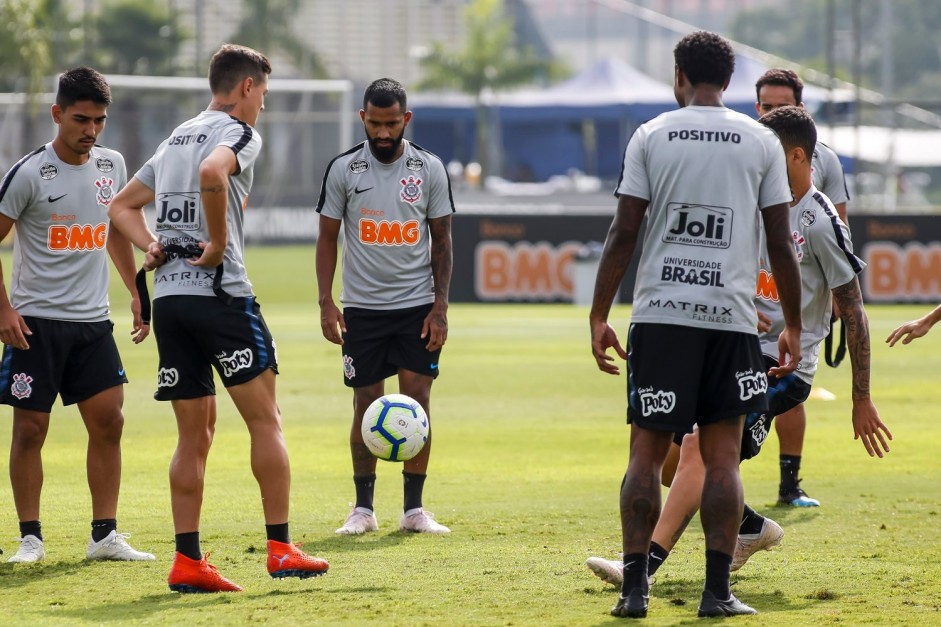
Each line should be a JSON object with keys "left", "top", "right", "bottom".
{"left": 663, "top": 203, "right": 732, "bottom": 249}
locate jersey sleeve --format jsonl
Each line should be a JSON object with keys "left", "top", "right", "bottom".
{"left": 614, "top": 126, "right": 650, "bottom": 199}
{"left": 220, "top": 122, "right": 261, "bottom": 176}
{"left": 809, "top": 207, "right": 865, "bottom": 290}
{"left": 0, "top": 160, "right": 35, "bottom": 221}
{"left": 426, "top": 157, "right": 455, "bottom": 219}
{"left": 316, "top": 157, "right": 348, "bottom": 220}
{"left": 757, "top": 131, "right": 792, "bottom": 210}
{"left": 112, "top": 152, "right": 128, "bottom": 192}
{"left": 813, "top": 144, "right": 850, "bottom": 205}
{"left": 134, "top": 154, "right": 157, "bottom": 190}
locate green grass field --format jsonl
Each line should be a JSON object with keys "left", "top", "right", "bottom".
{"left": 0, "top": 246, "right": 939, "bottom": 625}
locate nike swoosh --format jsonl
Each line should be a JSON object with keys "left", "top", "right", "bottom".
{"left": 48, "top": 194, "right": 67, "bottom": 202}
{"left": 429, "top": 363, "right": 438, "bottom": 370}
{"left": 117, "top": 369, "right": 125, "bottom": 376}
{"left": 354, "top": 186, "right": 373, "bottom": 194}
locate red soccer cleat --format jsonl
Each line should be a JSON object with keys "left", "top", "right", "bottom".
{"left": 168, "top": 552, "right": 244, "bottom": 593}
{"left": 266, "top": 540, "right": 329, "bottom": 579}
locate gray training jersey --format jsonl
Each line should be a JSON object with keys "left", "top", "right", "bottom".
{"left": 135, "top": 110, "right": 262, "bottom": 299}
{"left": 616, "top": 105, "right": 792, "bottom": 335}
{"left": 0, "top": 143, "right": 127, "bottom": 321}
{"left": 316, "top": 139, "right": 454, "bottom": 310}
{"left": 812, "top": 142, "right": 850, "bottom": 208}
{"left": 755, "top": 186, "right": 864, "bottom": 383}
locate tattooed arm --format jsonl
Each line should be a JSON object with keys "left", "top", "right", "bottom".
{"left": 832, "top": 277, "right": 892, "bottom": 457}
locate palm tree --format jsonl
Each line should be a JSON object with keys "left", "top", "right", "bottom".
{"left": 418, "top": 0, "right": 562, "bottom": 177}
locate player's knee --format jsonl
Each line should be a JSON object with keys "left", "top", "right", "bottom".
{"left": 12, "top": 416, "right": 49, "bottom": 449}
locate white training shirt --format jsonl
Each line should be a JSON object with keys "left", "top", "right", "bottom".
{"left": 616, "top": 105, "right": 792, "bottom": 335}
{"left": 0, "top": 143, "right": 127, "bottom": 321}
{"left": 317, "top": 139, "right": 454, "bottom": 310}
{"left": 755, "top": 186, "right": 864, "bottom": 383}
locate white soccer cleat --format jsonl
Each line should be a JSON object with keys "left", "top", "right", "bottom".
{"left": 732, "top": 518, "right": 784, "bottom": 571}
{"left": 8, "top": 535, "right": 45, "bottom": 563}
{"left": 335, "top": 507, "right": 379, "bottom": 535}
{"left": 399, "top": 508, "right": 450, "bottom": 535}
{"left": 86, "top": 531, "right": 156, "bottom": 561}
{"left": 586, "top": 556, "right": 624, "bottom": 586}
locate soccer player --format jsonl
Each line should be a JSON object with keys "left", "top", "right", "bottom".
{"left": 107, "top": 44, "right": 328, "bottom": 592}
{"left": 590, "top": 31, "right": 803, "bottom": 618}
{"left": 755, "top": 68, "right": 853, "bottom": 506}
{"left": 886, "top": 305, "right": 941, "bottom": 346}
{"left": 317, "top": 78, "right": 454, "bottom": 536}
{"left": 0, "top": 67, "right": 154, "bottom": 563}
{"left": 586, "top": 105, "right": 892, "bottom": 593}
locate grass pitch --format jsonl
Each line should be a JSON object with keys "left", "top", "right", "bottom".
{"left": 0, "top": 246, "right": 939, "bottom": 625}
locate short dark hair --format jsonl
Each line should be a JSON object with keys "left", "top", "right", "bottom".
{"left": 673, "top": 31, "right": 736, "bottom": 88}
{"left": 56, "top": 67, "right": 111, "bottom": 109}
{"left": 363, "top": 78, "right": 407, "bottom": 111}
{"left": 208, "top": 44, "right": 271, "bottom": 94}
{"left": 759, "top": 105, "right": 817, "bottom": 159}
{"left": 755, "top": 68, "right": 804, "bottom": 104}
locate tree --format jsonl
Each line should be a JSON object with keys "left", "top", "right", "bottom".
{"left": 418, "top": 0, "right": 564, "bottom": 177}
{"left": 0, "top": 0, "right": 54, "bottom": 94}
{"left": 93, "top": 0, "right": 185, "bottom": 75}
{"left": 228, "top": 0, "right": 328, "bottom": 78}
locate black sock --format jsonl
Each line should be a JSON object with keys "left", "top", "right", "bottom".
{"left": 780, "top": 455, "right": 802, "bottom": 492}
{"left": 91, "top": 518, "right": 117, "bottom": 542}
{"left": 19, "top": 520, "right": 42, "bottom": 541}
{"left": 739, "top": 504, "right": 765, "bottom": 535}
{"left": 620, "top": 552, "right": 649, "bottom": 594}
{"left": 354, "top": 473, "right": 377, "bottom": 511}
{"left": 647, "top": 541, "right": 670, "bottom": 577}
{"left": 704, "top": 549, "right": 733, "bottom": 600}
{"left": 403, "top": 471, "right": 426, "bottom": 512}
{"left": 175, "top": 532, "right": 201, "bottom": 561}
{"left": 266, "top": 522, "right": 290, "bottom": 544}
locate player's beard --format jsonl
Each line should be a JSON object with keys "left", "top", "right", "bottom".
{"left": 367, "top": 128, "right": 405, "bottom": 163}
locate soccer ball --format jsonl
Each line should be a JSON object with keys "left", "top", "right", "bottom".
{"left": 361, "top": 393, "right": 429, "bottom": 462}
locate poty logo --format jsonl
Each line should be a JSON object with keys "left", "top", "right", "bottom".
{"left": 11, "top": 373, "right": 33, "bottom": 399}
{"left": 360, "top": 219, "right": 420, "bottom": 246}
{"left": 737, "top": 370, "right": 768, "bottom": 400}
{"left": 47, "top": 223, "right": 107, "bottom": 251}
{"left": 639, "top": 388, "right": 676, "bottom": 417}
{"left": 748, "top": 414, "right": 770, "bottom": 448}
{"left": 216, "top": 348, "right": 253, "bottom": 377}
{"left": 157, "top": 367, "right": 179, "bottom": 388}
{"left": 156, "top": 192, "right": 200, "bottom": 231}
{"left": 663, "top": 203, "right": 732, "bottom": 249}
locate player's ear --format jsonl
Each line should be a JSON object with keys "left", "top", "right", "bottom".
{"left": 403, "top": 110, "right": 413, "bottom": 126}
{"left": 50, "top": 103, "right": 62, "bottom": 124}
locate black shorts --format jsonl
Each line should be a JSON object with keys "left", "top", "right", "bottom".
{"left": 0, "top": 318, "right": 126, "bottom": 413}
{"left": 152, "top": 295, "right": 278, "bottom": 401}
{"left": 627, "top": 323, "right": 768, "bottom": 435}
{"left": 341, "top": 304, "right": 441, "bottom": 388}
{"left": 740, "top": 355, "right": 813, "bottom": 460}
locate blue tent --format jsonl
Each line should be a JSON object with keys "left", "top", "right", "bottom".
{"left": 409, "top": 57, "right": 677, "bottom": 181}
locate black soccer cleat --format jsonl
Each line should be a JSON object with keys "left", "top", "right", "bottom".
{"left": 697, "top": 590, "right": 757, "bottom": 617}
{"left": 611, "top": 587, "right": 648, "bottom": 618}
{"left": 777, "top": 479, "right": 820, "bottom": 507}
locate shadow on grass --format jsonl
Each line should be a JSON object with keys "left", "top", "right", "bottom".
{"left": 282, "top": 528, "right": 447, "bottom": 557}
{"left": 0, "top": 559, "right": 88, "bottom": 590}
{"left": 759, "top": 505, "right": 822, "bottom": 527}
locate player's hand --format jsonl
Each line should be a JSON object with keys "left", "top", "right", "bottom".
{"left": 319, "top": 298, "right": 345, "bottom": 345}
{"left": 0, "top": 303, "right": 31, "bottom": 350}
{"left": 143, "top": 241, "right": 167, "bottom": 271}
{"left": 189, "top": 241, "right": 224, "bottom": 268}
{"left": 769, "top": 324, "right": 801, "bottom": 377}
{"left": 591, "top": 319, "right": 627, "bottom": 375}
{"left": 756, "top": 310, "right": 773, "bottom": 334}
{"left": 885, "top": 318, "right": 933, "bottom": 347}
{"left": 851, "top": 398, "right": 892, "bottom": 458}
{"left": 129, "top": 295, "right": 150, "bottom": 344}
{"left": 421, "top": 305, "right": 448, "bottom": 352}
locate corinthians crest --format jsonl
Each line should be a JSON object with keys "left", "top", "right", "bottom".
{"left": 11, "top": 373, "right": 33, "bottom": 399}
{"left": 95, "top": 176, "right": 115, "bottom": 206}
{"left": 400, "top": 175, "right": 422, "bottom": 204}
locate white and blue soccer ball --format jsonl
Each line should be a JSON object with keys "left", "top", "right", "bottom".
{"left": 361, "top": 393, "right": 429, "bottom": 462}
